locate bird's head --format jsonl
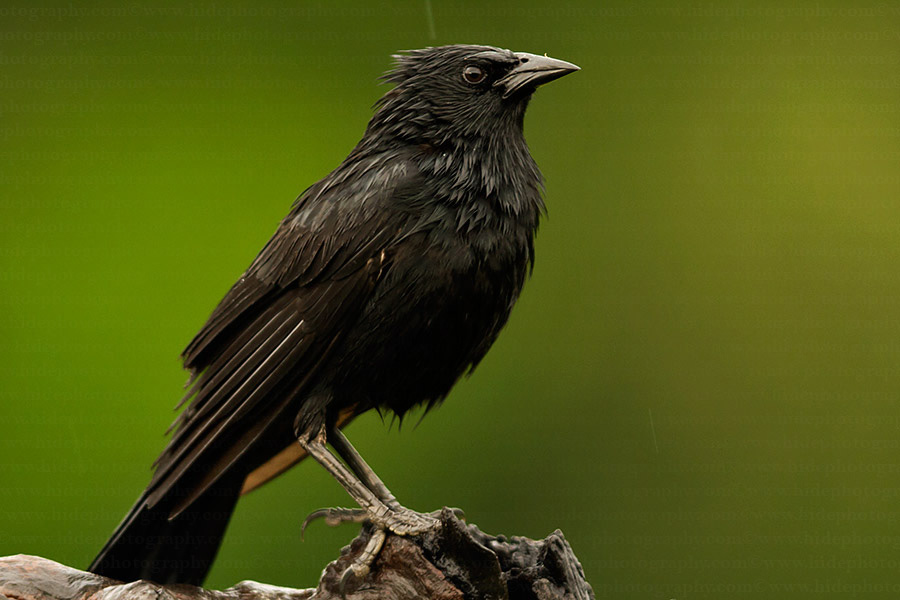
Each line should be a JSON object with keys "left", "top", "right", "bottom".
{"left": 367, "top": 44, "right": 579, "bottom": 144}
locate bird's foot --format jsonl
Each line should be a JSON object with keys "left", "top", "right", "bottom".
{"left": 304, "top": 506, "right": 466, "bottom": 597}
{"left": 304, "top": 504, "right": 463, "bottom": 537}
{"left": 339, "top": 527, "right": 386, "bottom": 597}
{"left": 377, "top": 504, "right": 440, "bottom": 536}
{"left": 302, "top": 507, "right": 368, "bottom": 538}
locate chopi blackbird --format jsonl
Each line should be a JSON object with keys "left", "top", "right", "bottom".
{"left": 88, "top": 44, "right": 579, "bottom": 586}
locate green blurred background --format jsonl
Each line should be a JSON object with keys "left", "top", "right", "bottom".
{"left": 2, "top": 1, "right": 899, "bottom": 597}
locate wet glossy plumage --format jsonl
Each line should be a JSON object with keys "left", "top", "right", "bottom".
{"left": 90, "top": 44, "right": 567, "bottom": 585}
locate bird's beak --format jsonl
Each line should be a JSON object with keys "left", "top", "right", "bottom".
{"left": 494, "top": 52, "right": 580, "bottom": 99}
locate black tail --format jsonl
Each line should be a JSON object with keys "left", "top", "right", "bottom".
{"left": 88, "top": 474, "right": 241, "bottom": 585}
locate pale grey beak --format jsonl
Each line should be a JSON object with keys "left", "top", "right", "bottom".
{"left": 494, "top": 52, "right": 580, "bottom": 99}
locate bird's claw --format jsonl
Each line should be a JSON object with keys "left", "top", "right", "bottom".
{"left": 302, "top": 507, "right": 368, "bottom": 539}
{"left": 303, "top": 504, "right": 443, "bottom": 537}
{"left": 438, "top": 506, "right": 466, "bottom": 521}
{"left": 338, "top": 527, "right": 386, "bottom": 598}
{"left": 306, "top": 507, "right": 460, "bottom": 597}
{"left": 338, "top": 561, "right": 369, "bottom": 599}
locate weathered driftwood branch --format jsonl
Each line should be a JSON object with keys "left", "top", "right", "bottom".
{"left": 0, "top": 509, "right": 593, "bottom": 600}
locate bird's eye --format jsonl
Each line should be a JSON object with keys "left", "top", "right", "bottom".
{"left": 462, "top": 65, "right": 486, "bottom": 84}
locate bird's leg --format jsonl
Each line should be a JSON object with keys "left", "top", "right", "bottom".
{"left": 297, "top": 424, "right": 439, "bottom": 536}
{"left": 298, "top": 424, "right": 441, "bottom": 593}
{"left": 328, "top": 426, "right": 399, "bottom": 507}
{"left": 328, "top": 427, "right": 465, "bottom": 522}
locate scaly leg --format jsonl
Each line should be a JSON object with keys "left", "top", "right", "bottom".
{"left": 329, "top": 426, "right": 399, "bottom": 506}
{"left": 297, "top": 424, "right": 439, "bottom": 535}
{"left": 327, "top": 427, "right": 463, "bottom": 520}
{"left": 298, "top": 424, "right": 441, "bottom": 593}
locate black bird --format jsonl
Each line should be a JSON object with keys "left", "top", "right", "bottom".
{"left": 88, "top": 44, "right": 578, "bottom": 586}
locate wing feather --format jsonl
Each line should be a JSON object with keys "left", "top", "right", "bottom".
{"left": 142, "top": 155, "right": 422, "bottom": 516}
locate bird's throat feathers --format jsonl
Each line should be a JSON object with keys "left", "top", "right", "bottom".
{"left": 363, "top": 88, "right": 544, "bottom": 219}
